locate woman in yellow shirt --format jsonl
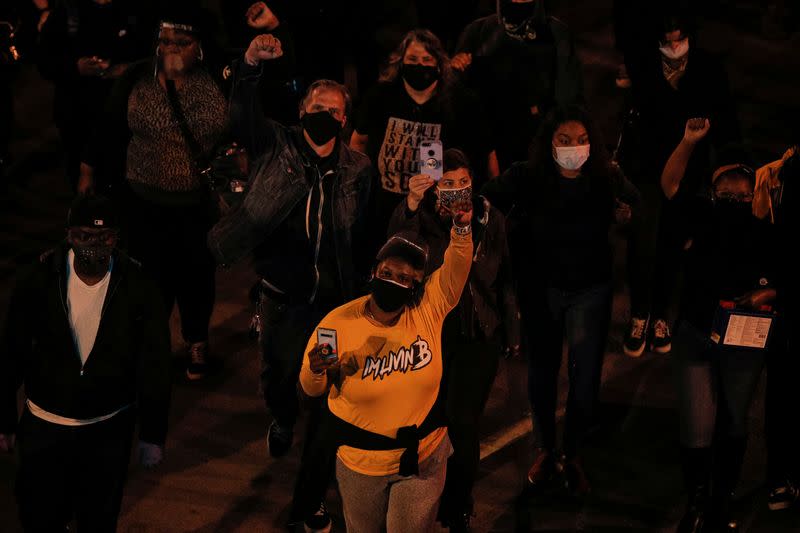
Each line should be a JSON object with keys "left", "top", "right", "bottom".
{"left": 299, "top": 189, "right": 472, "bottom": 533}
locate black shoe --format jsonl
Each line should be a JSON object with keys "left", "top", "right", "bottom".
{"left": 768, "top": 481, "right": 799, "bottom": 510}
{"left": 267, "top": 420, "right": 293, "bottom": 458}
{"left": 623, "top": 315, "right": 649, "bottom": 357}
{"left": 678, "top": 447, "right": 712, "bottom": 533}
{"left": 304, "top": 501, "right": 331, "bottom": 533}
{"left": 650, "top": 318, "right": 672, "bottom": 354}
{"left": 186, "top": 341, "right": 210, "bottom": 380}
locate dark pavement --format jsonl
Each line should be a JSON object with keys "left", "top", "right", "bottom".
{"left": 1, "top": 1, "right": 799, "bottom": 531}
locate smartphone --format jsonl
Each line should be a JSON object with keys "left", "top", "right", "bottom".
{"left": 419, "top": 140, "right": 443, "bottom": 181}
{"left": 316, "top": 328, "right": 338, "bottom": 361}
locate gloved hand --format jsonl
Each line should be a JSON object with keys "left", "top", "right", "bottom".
{"left": 138, "top": 441, "right": 164, "bottom": 468}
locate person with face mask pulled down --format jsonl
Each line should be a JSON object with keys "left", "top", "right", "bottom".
{"left": 387, "top": 148, "right": 520, "bottom": 531}
{"left": 483, "top": 105, "right": 640, "bottom": 498}
{"left": 0, "top": 194, "right": 172, "bottom": 532}
{"left": 663, "top": 150, "right": 777, "bottom": 533}
{"left": 297, "top": 203, "right": 473, "bottom": 533}
{"left": 207, "top": 30, "right": 372, "bottom": 533}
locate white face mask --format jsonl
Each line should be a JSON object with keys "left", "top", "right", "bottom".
{"left": 659, "top": 39, "right": 689, "bottom": 60}
{"left": 553, "top": 144, "right": 590, "bottom": 171}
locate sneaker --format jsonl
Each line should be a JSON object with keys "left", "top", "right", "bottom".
{"left": 564, "top": 456, "right": 591, "bottom": 497}
{"left": 527, "top": 448, "right": 558, "bottom": 486}
{"left": 304, "top": 501, "right": 332, "bottom": 533}
{"left": 650, "top": 318, "right": 672, "bottom": 354}
{"left": 768, "top": 481, "right": 799, "bottom": 511}
{"left": 623, "top": 315, "right": 649, "bottom": 357}
{"left": 267, "top": 420, "right": 293, "bottom": 458}
{"left": 186, "top": 341, "right": 210, "bottom": 380}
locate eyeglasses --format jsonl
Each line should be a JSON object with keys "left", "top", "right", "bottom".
{"left": 713, "top": 191, "right": 754, "bottom": 203}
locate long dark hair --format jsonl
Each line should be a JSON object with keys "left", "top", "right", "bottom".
{"left": 528, "top": 104, "right": 614, "bottom": 180}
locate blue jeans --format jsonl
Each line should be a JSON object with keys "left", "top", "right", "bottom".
{"left": 525, "top": 283, "right": 612, "bottom": 458}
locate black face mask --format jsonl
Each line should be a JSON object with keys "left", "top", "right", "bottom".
{"left": 370, "top": 277, "right": 414, "bottom": 313}
{"left": 73, "top": 245, "right": 113, "bottom": 277}
{"left": 401, "top": 63, "right": 440, "bottom": 91}
{"left": 503, "top": 1, "right": 536, "bottom": 26}
{"left": 714, "top": 200, "right": 754, "bottom": 225}
{"left": 302, "top": 111, "right": 342, "bottom": 146}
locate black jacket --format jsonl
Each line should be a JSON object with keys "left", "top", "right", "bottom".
{"left": 483, "top": 161, "right": 641, "bottom": 291}
{"left": 0, "top": 244, "right": 172, "bottom": 443}
{"left": 207, "top": 60, "right": 373, "bottom": 299}
{"left": 388, "top": 194, "right": 520, "bottom": 346}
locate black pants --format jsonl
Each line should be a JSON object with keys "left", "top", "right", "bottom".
{"left": 125, "top": 192, "right": 216, "bottom": 344}
{"left": 439, "top": 328, "right": 500, "bottom": 517}
{"left": 257, "top": 292, "right": 327, "bottom": 428}
{"left": 765, "top": 317, "right": 800, "bottom": 486}
{"left": 626, "top": 183, "right": 683, "bottom": 319}
{"left": 524, "top": 283, "right": 612, "bottom": 458}
{"left": 15, "top": 408, "right": 136, "bottom": 533}
{"left": 672, "top": 322, "right": 765, "bottom": 448}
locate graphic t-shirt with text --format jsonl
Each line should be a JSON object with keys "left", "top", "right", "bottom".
{"left": 300, "top": 230, "right": 473, "bottom": 476}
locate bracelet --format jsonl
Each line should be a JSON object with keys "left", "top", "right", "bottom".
{"left": 453, "top": 223, "right": 471, "bottom": 235}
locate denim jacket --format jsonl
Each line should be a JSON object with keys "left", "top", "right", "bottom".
{"left": 207, "top": 60, "right": 372, "bottom": 299}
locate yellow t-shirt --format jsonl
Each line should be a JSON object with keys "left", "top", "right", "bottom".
{"left": 300, "top": 229, "right": 473, "bottom": 476}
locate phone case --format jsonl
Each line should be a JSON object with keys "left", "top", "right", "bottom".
{"left": 419, "top": 141, "right": 443, "bottom": 181}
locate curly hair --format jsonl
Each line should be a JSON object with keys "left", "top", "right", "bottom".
{"left": 378, "top": 29, "right": 454, "bottom": 91}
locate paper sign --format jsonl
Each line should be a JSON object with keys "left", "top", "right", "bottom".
{"left": 722, "top": 314, "right": 772, "bottom": 349}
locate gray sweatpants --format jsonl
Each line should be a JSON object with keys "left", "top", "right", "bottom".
{"left": 335, "top": 433, "right": 452, "bottom": 533}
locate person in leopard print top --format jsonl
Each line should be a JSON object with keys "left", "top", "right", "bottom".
{"left": 81, "top": 7, "right": 228, "bottom": 380}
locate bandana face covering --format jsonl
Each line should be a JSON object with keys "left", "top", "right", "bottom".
{"left": 437, "top": 185, "right": 473, "bottom": 214}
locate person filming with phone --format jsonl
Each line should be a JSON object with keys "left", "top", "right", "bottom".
{"left": 388, "top": 148, "right": 520, "bottom": 530}
{"left": 297, "top": 197, "right": 474, "bottom": 532}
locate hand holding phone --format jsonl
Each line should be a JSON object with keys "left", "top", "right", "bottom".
{"left": 317, "top": 328, "right": 338, "bottom": 361}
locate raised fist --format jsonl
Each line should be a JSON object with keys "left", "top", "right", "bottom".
{"left": 246, "top": 2, "right": 279, "bottom": 30}
{"left": 244, "top": 34, "right": 283, "bottom": 66}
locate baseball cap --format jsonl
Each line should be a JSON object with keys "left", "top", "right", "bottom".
{"left": 67, "top": 194, "right": 120, "bottom": 229}
{"left": 376, "top": 231, "right": 429, "bottom": 271}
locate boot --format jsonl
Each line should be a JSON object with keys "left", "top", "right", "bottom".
{"left": 711, "top": 437, "right": 747, "bottom": 532}
{"left": 677, "top": 447, "right": 712, "bottom": 533}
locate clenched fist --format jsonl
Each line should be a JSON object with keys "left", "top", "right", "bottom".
{"left": 246, "top": 2, "right": 279, "bottom": 30}
{"left": 683, "top": 117, "right": 710, "bottom": 145}
{"left": 244, "top": 34, "right": 283, "bottom": 66}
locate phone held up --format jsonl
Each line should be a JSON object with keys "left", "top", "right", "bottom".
{"left": 419, "top": 140, "right": 443, "bottom": 182}
{"left": 317, "top": 328, "right": 338, "bottom": 362}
